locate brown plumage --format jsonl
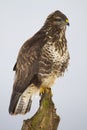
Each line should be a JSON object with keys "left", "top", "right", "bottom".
{"left": 9, "top": 10, "right": 70, "bottom": 115}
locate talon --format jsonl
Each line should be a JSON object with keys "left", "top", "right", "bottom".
{"left": 46, "top": 88, "right": 53, "bottom": 96}
{"left": 39, "top": 87, "right": 52, "bottom": 96}
{"left": 46, "top": 88, "right": 50, "bottom": 93}
{"left": 39, "top": 87, "right": 45, "bottom": 95}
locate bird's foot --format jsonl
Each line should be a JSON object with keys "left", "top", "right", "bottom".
{"left": 39, "top": 87, "right": 45, "bottom": 95}
{"left": 39, "top": 87, "right": 52, "bottom": 96}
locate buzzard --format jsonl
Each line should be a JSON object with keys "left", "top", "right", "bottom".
{"left": 9, "top": 10, "right": 70, "bottom": 115}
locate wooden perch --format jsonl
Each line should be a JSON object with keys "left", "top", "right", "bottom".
{"left": 21, "top": 88, "right": 60, "bottom": 130}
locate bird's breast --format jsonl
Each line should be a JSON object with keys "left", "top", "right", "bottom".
{"left": 38, "top": 41, "right": 69, "bottom": 82}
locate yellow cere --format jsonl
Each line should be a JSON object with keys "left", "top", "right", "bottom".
{"left": 66, "top": 19, "right": 69, "bottom": 23}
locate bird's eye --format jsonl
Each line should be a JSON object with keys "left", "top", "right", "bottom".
{"left": 54, "top": 18, "right": 62, "bottom": 22}
{"left": 58, "top": 18, "right": 62, "bottom": 22}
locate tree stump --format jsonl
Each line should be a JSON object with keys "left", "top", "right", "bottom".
{"left": 21, "top": 88, "right": 60, "bottom": 130}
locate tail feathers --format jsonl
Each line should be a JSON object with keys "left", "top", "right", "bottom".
{"left": 9, "top": 91, "right": 21, "bottom": 115}
{"left": 13, "top": 94, "right": 32, "bottom": 115}
{"left": 9, "top": 87, "right": 33, "bottom": 115}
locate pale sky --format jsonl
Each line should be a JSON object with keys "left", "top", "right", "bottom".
{"left": 0, "top": 0, "right": 87, "bottom": 130}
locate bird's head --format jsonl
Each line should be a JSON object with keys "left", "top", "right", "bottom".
{"left": 45, "top": 10, "right": 69, "bottom": 28}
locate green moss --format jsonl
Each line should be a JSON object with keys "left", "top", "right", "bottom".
{"left": 43, "top": 99, "right": 50, "bottom": 108}
{"left": 22, "top": 88, "right": 60, "bottom": 130}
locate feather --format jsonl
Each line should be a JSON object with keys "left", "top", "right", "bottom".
{"left": 9, "top": 84, "right": 38, "bottom": 115}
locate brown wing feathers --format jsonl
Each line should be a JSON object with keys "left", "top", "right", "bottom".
{"left": 9, "top": 31, "right": 46, "bottom": 114}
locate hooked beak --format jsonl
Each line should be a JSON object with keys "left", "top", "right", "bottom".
{"left": 66, "top": 19, "right": 70, "bottom": 26}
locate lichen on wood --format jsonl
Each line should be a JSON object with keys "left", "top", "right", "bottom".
{"left": 21, "top": 88, "right": 60, "bottom": 130}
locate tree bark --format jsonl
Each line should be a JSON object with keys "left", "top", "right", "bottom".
{"left": 21, "top": 88, "right": 60, "bottom": 130}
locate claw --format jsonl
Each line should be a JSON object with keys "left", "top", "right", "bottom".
{"left": 46, "top": 88, "right": 53, "bottom": 96}
{"left": 39, "top": 87, "right": 45, "bottom": 96}
{"left": 39, "top": 87, "right": 52, "bottom": 96}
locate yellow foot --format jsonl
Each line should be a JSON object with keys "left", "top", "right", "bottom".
{"left": 39, "top": 87, "right": 45, "bottom": 95}
{"left": 39, "top": 87, "right": 52, "bottom": 96}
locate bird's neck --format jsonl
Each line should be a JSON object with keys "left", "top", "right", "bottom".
{"left": 42, "top": 23, "right": 66, "bottom": 38}
{"left": 41, "top": 24, "right": 67, "bottom": 55}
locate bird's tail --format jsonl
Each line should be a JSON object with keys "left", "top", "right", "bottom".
{"left": 9, "top": 84, "right": 38, "bottom": 115}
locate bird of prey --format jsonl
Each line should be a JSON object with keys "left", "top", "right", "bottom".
{"left": 9, "top": 10, "right": 70, "bottom": 115}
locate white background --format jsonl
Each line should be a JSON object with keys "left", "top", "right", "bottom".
{"left": 0, "top": 0, "right": 87, "bottom": 130}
